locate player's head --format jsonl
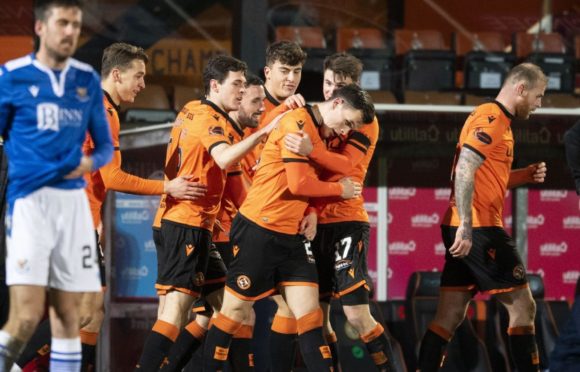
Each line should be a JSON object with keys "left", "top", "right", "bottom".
{"left": 101, "top": 43, "right": 148, "bottom": 103}
{"left": 503, "top": 62, "right": 548, "bottom": 119}
{"left": 34, "top": 0, "right": 83, "bottom": 63}
{"left": 322, "top": 52, "right": 363, "bottom": 100}
{"left": 264, "top": 41, "right": 306, "bottom": 101}
{"left": 319, "top": 84, "right": 375, "bottom": 139}
{"left": 203, "top": 55, "right": 247, "bottom": 112}
{"left": 236, "top": 74, "right": 266, "bottom": 129}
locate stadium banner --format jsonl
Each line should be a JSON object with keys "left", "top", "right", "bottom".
{"left": 363, "top": 188, "right": 379, "bottom": 298}
{"left": 527, "top": 189, "right": 580, "bottom": 300}
{"left": 113, "top": 193, "right": 160, "bottom": 299}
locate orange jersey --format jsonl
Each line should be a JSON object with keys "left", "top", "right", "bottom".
{"left": 84, "top": 92, "right": 163, "bottom": 228}
{"left": 242, "top": 88, "right": 285, "bottom": 179}
{"left": 152, "top": 100, "right": 201, "bottom": 230}
{"left": 316, "top": 117, "right": 379, "bottom": 224}
{"left": 160, "top": 99, "right": 243, "bottom": 231}
{"left": 442, "top": 101, "right": 514, "bottom": 227}
{"left": 239, "top": 106, "right": 343, "bottom": 235}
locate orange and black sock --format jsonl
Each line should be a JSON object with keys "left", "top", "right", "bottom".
{"left": 296, "top": 309, "right": 332, "bottom": 371}
{"left": 15, "top": 318, "right": 51, "bottom": 368}
{"left": 160, "top": 320, "right": 207, "bottom": 371}
{"left": 202, "top": 313, "right": 242, "bottom": 371}
{"left": 80, "top": 329, "right": 98, "bottom": 372}
{"left": 326, "top": 332, "right": 341, "bottom": 371}
{"left": 230, "top": 325, "right": 254, "bottom": 371}
{"left": 135, "top": 320, "right": 179, "bottom": 371}
{"left": 418, "top": 323, "right": 452, "bottom": 372}
{"left": 508, "top": 326, "right": 540, "bottom": 372}
{"left": 360, "top": 323, "right": 397, "bottom": 372}
{"left": 269, "top": 314, "right": 298, "bottom": 372}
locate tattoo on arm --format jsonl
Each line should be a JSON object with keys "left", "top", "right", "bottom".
{"left": 454, "top": 147, "right": 484, "bottom": 239}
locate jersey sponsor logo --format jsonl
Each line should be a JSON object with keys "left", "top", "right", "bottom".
{"left": 37, "top": 103, "right": 84, "bottom": 131}
{"left": 236, "top": 275, "right": 251, "bottom": 290}
{"left": 209, "top": 125, "right": 224, "bottom": 136}
{"left": 563, "top": 216, "right": 580, "bottom": 229}
{"left": 527, "top": 214, "right": 545, "bottom": 229}
{"left": 389, "top": 240, "right": 416, "bottom": 255}
{"left": 474, "top": 128, "right": 492, "bottom": 145}
{"left": 28, "top": 85, "right": 39, "bottom": 97}
{"left": 539, "top": 190, "right": 568, "bottom": 202}
{"left": 563, "top": 270, "right": 580, "bottom": 284}
{"left": 540, "top": 242, "right": 568, "bottom": 256}
{"left": 411, "top": 213, "right": 439, "bottom": 228}
{"left": 512, "top": 264, "right": 525, "bottom": 280}
{"left": 388, "top": 187, "right": 416, "bottom": 200}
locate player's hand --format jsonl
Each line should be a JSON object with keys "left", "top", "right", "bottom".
{"left": 64, "top": 155, "right": 93, "bottom": 179}
{"left": 449, "top": 224, "right": 473, "bottom": 258}
{"left": 284, "top": 131, "right": 313, "bottom": 156}
{"left": 284, "top": 94, "right": 306, "bottom": 109}
{"left": 338, "top": 177, "right": 362, "bottom": 199}
{"left": 299, "top": 211, "right": 317, "bottom": 241}
{"left": 165, "top": 175, "right": 207, "bottom": 200}
{"left": 258, "top": 112, "right": 286, "bottom": 138}
{"left": 527, "top": 162, "right": 547, "bottom": 184}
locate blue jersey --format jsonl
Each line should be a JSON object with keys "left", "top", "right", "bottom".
{"left": 0, "top": 54, "right": 113, "bottom": 211}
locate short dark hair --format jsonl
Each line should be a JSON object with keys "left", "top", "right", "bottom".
{"left": 265, "top": 41, "right": 307, "bottom": 67}
{"left": 323, "top": 52, "right": 363, "bottom": 82}
{"left": 203, "top": 55, "right": 248, "bottom": 95}
{"left": 330, "top": 84, "right": 375, "bottom": 124}
{"left": 245, "top": 73, "right": 264, "bottom": 87}
{"left": 34, "top": 0, "right": 82, "bottom": 22}
{"left": 101, "top": 43, "right": 149, "bottom": 77}
{"left": 504, "top": 62, "right": 548, "bottom": 89}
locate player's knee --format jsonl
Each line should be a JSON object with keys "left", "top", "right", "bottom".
{"left": 12, "top": 312, "right": 43, "bottom": 338}
{"left": 79, "top": 313, "right": 93, "bottom": 329}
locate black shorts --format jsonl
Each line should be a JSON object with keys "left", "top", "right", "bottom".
{"left": 155, "top": 221, "right": 212, "bottom": 297}
{"left": 202, "top": 243, "right": 227, "bottom": 295}
{"left": 214, "top": 241, "right": 234, "bottom": 269}
{"left": 225, "top": 214, "right": 318, "bottom": 301}
{"left": 440, "top": 226, "right": 528, "bottom": 294}
{"left": 312, "top": 222, "right": 372, "bottom": 304}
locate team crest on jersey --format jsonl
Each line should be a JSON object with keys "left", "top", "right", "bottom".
{"left": 296, "top": 120, "right": 305, "bottom": 130}
{"left": 28, "top": 85, "right": 39, "bottom": 97}
{"left": 209, "top": 126, "right": 225, "bottom": 136}
{"left": 237, "top": 275, "right": 251, "bottom": 290}
{"left": 76, "top": 87, "right": 89, "bottom": 102}
{"left": 474, "top": 128, "right": 492, "bottom": 145}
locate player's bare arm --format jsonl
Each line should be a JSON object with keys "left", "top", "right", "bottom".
{"left": 450, "top": 146, "right": 484, "bottom": 258}
{"left": 507, "top": 162, "right": 547, "bottom": 189}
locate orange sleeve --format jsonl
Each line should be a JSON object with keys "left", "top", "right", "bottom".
{"left": 285, "top": 161, "right": 343, "bottom": 197}
{"left": 309, "top": 139, "right": 366, "bottom": 176}
{"left": 462, "top": 115, "right": 506, "bottom": 160}
{"left": 199, "top": 112, "right": 230, "bottom": 155}
{"left": 99, "top": 150, "right": 164, "bottom": 195}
